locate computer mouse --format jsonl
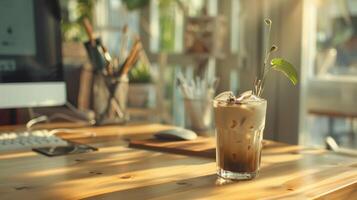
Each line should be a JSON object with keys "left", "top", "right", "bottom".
{"left": 154, "top": 128, "right": 197, "bottom": 141}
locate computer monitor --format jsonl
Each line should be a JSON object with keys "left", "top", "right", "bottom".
{"left": 0, "top": 0, "right": 66, "bottom": 109}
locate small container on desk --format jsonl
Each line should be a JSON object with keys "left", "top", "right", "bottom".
{"left": 84, "top": 38, "right": 129, "bottom": 125}
{"left": 184, "top": 97, "right": 213, "bottom": 135}
{"left": 92, "top": 74, "right": 129, "bottom": 125}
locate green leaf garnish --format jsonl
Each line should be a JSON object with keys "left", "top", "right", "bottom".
{"left": 271, "top": 58, "right": 298, "bottom": 85}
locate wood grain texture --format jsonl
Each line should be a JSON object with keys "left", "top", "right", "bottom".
{"left": 129, "top": 137, "right": 216, "bottom": 158}
{"left": 128, "top": 138, "right": 287, "bottom": 158}
{"left": 0, "top": 123, "right": 356, "bottom": 200}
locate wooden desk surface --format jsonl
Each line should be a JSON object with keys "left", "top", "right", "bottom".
{"left": 0, "top": 124, "right": 356, "bottom": 200}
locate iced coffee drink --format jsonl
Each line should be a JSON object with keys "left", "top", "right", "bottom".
{"left": 213, "top": 91, "right": 267, "bottom": 180}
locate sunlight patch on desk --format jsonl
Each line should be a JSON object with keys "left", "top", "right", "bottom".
{"left": 24, "top": 167, "right": 81, "bottom": 178}
{"left": 0, "top": 151, "right": 37, "bottom": 160}
{"left": 263, "top": 154, "right": 303, "bottom": 163}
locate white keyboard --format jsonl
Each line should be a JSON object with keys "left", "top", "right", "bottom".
{"left": 0, "top": 130, "right": 69, "bottom": 151}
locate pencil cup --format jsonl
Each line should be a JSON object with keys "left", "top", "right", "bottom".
{"left": 184, "top": 98, "right": 213, "bottom": 134}
{"left": 92, "top": 74, "right": 129, "bottom": 125}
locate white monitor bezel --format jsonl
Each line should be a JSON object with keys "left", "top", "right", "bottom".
{"left": 0, "top": 82, "right": 66, "bottom": 108}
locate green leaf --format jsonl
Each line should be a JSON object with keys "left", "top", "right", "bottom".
{"left": 271, "top": 58, "right": 298, "bottom": 85}
{"left": 129, "top": 61, "right": 152, "bottom": 83}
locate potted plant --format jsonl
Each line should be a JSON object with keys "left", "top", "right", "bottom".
{"left": 128, "top": 61, "right": 156, "bottom": 108}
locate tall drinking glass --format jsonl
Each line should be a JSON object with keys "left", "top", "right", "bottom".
{"left": 213, "top": 95, "right": 267, "bottom": 180}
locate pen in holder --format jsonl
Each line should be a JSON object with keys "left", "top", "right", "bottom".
{"left": 84, "top": 38, "right": 106, "bottom": 72}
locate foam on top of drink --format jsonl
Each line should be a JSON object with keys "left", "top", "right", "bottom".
{"left": 214, "top": 90, "right": 264, "bottom": 106}
{"left": 213, "top": 90, "right": 267, "bottom": 131}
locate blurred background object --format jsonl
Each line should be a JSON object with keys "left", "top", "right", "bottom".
{"left": 128, "top": 60, "right": 155, "bottom": 108}
{"left": 302, "top": 0, "right": 357, "bottom": 150}
{"left": 61, "top": 0, "right": 96, "bottom": 42}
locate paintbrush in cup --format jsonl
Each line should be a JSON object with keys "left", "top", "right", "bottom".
{"left": 83, "top": 18, "right": 96, "bottom": 47}
{"left": 118, "top": 38, "right": 141, "bottom": 77}
{"left": 118, "top": 25, "right": 129, "bottom": 65}
{"left": 98, "top": 45, "right": 114, "bottom": 76}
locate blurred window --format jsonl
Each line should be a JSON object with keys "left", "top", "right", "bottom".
{"left": 94, "top": 0, "right": 140, "bottom": 55}
{"left": 314, "top": 0, "right": 357, "bottom": 77}
{"left": 304, "top": 0, "right": 357, "bottom": 150}
{"left": 149, "top": 0, "right": 217, "bottom": 53}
